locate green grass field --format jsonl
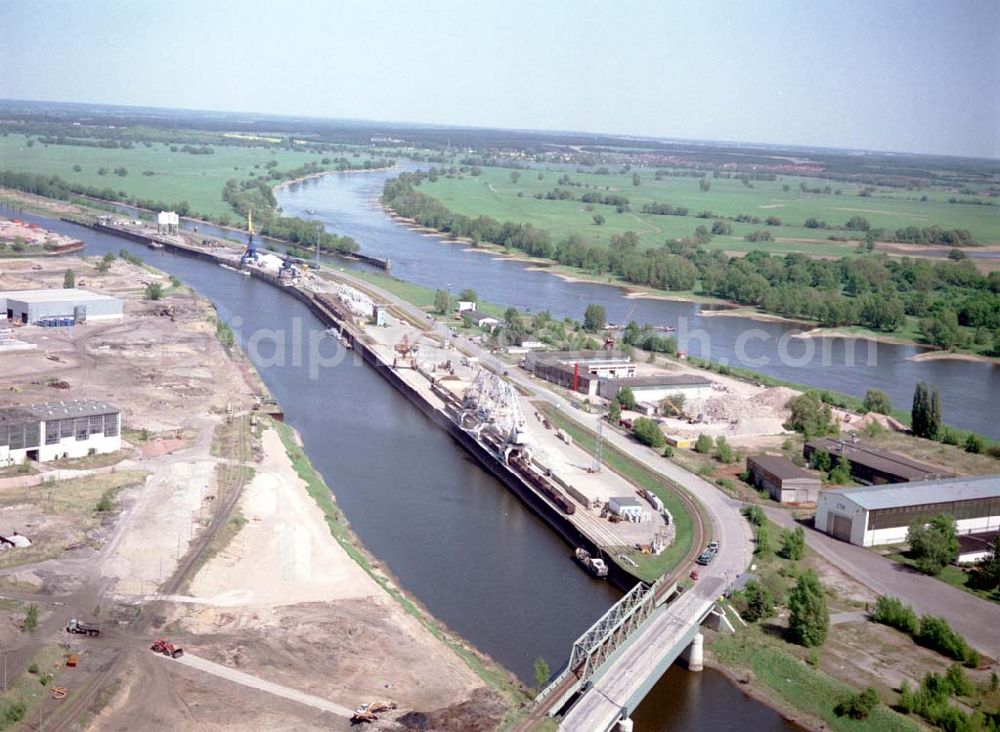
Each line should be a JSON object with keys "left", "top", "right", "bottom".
{"left": 416, "top": 166, "right": 1000, "bottom": 251}
{"left": 0, "top": 134, "right": 377, "bottom": 219}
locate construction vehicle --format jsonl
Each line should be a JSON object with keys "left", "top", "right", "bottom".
{"left": 150, "top": 638, "right": 184, "bottom": 658}
{"left": 65, "top": 618, "right": 101, "bottom": 637}
{"left": 351, "top": 700, "right": 397, "bottom": 723}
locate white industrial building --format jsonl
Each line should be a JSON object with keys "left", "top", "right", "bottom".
{"left": 597, "top": 374, "right": 714, "bottom": 404}
{"left": 0, "top": 400, "right": 121, "bottom": 465}
{"left": 609, "top": 496, "right": 644, "bottom": 522}
{"left": 815, "top": 474, "right": 1000, "bottom": 547}
{"left": 0, "top": 288, "right": 123, "bottom": 325}
{"left": 156, "top": 210, "right": 179, "bottom": 234}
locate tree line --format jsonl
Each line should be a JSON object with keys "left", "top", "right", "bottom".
{"left": 384, "top": 173, "right": 999, "bottom": 339}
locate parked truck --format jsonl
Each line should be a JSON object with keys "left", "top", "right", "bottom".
{"left": 65, "top": 618, "right": 101, "bottom": 637}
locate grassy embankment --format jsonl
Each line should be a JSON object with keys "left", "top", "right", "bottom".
{"left": 0, "top": 133, "right": 382, "bottom": 220}
{"left": 537, "top": 404, "right": 699, "bottom": 583}
{"left": 420, "top": 166, "right": 1000, "bottom": 251}
{"left": 268, "top": 418, "right": 531, "bottom": 726}
{"left": 712, "top": 630, "right": 924, "bottom": 732}
{"left": 886, "top": 550, "right": 999, "bottom": 605}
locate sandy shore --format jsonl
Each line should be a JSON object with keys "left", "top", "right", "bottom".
{"left": 272, "top": 165, "right": 395, "bottom": 192}
{"left": 908, "top": 350, "right": 998, "bottom": 364}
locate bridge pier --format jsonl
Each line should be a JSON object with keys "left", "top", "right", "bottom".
{"left": 681, "top": 632, "right": 704, "bottom": 672}
{"left": 615, "top": 717, "right": 634, "bottom": 732}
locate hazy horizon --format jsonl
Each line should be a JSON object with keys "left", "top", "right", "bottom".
{"left": 1, "top": 0, "right": 997, "bottom": 158}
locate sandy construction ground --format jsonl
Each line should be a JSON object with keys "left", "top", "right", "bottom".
{"left": 188, "top": 428, "right": 378, "bottom": 607}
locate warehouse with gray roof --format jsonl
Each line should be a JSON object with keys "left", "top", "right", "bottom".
{"left": 0, "top": 400, "right": 121, "bottom": 465}
{"left": 0, "top": 288, "right": 123, "bottom": 326}
{"left": 815, "top": 474, "right": 1000, "bottom": 546}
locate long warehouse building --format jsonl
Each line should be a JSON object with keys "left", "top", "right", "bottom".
{"left": 0, "top": 288, "right": 123, "bottom": 325}
{"left": 815, "top": 474, "right": 1000, "bottom": 547}
{"left": 0, "top": 400, "right": 121, "bottom": 465}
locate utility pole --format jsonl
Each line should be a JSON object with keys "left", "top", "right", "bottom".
{"left": 592, "top": 417, "right": 604, "bottom": 473}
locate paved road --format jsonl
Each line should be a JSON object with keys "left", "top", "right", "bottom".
{"left": 162, "top": 652, "right": 354, "bottom": 718}
{"left": 767, "top": 507, "right": 1000, "bottom": 658}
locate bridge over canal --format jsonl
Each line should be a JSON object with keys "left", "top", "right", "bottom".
{"left": 531, "top": 571, "right": 733, "bottom": 732}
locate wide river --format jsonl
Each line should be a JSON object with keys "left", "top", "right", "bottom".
{"left": 274, "top": 166, "right": 1000, "bottom": 439}
{"left": 18, "top": 210, "right": 797, "bottom": 729}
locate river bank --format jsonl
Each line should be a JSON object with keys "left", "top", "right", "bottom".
{"left": 272, "top": 164, "right": 396, "bottom": 192}
{"left": 379, "top": 200, "right": 989, "bottom": 359}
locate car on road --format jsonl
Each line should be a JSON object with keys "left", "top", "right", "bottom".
{"left": 695, "top": 550, "right": 715, "bottom": 565}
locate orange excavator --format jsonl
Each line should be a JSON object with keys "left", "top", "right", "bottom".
{"left": 150, "top": 638, "right": 184, "bottom": 658}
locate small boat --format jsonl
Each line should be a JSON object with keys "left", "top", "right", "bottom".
{"left": 219, "top": 263, "right": 250, "bottom": 276}
{"left": 574, "top": 548, "right": 608, "bottom": 578}
{"left": 147, "top": 240, "right": 164, "bottom": 250}
{"left": 306, "top": 209, "right": 317, "bottom": 215}
{"left": 655, "top": 325, "right": 676, "bottom": 333}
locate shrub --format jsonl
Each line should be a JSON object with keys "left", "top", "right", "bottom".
{"left": 741, "top": 580, "right": 775, "bottom": 622}
{"left": 834, "top": 687, "right": 878, "bottom": 720}
{"left": 661, "top": 445, "right": 673, "bottom": 458}
{"left": 873, "top": 596, "right": 919, "bottom": 634}
{"left": 755, "top": 524, "right": 771, "bottom": 556}
{"left": 964, "top": 433, "right": 985, "bottom": 454}
{"left": 1, "top": 700, "right": 25, "bottom": 724}
{"left": 144, "top": 282, "right": 164, "bottom": 301}
{"left": 742, "top": 505, "right": 764, "bottom": 526}
{"left": 632, "top": 417, "right": 666, "bottom": 449}
{"left": 714, "top": 436, "right": 734, "bottom": 463}
{"left": 779, "top": 526, "right": 806, "bottom": 561}
{"left": 694, "top": 434, "right": 713, "bottom": 454}
{"left": 907, "top": 514, "right": 958, "bottom": 575}
{"left": 23, "top": 603, "right": 38, "bottom": 632}
{"left": 915, "top": 614, "right": 979, "bottom": 666}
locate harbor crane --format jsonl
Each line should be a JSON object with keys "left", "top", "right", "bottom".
{"left": 393, "top": 334, "right": 416, "bottom": 369}
{"left": 239, "top": 209, "right": 258, "bottom": 266}
{"left": 460, "top": 367, "right": 530, "bottom": 462}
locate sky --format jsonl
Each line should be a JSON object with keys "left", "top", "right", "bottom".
{"left": 0, "top": 0, "right": 997, "bottom": 158}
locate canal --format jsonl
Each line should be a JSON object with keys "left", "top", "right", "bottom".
{"left": 274, "top": 167, "right": 1000, "bottom": 440}
{"left": 14, "top": 211, "right": 798, "bottom": 728}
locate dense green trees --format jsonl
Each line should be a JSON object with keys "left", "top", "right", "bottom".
{"left": 583, "top": 303, "right": 606, "bottom": 332}
{"left": 632, "top": 417, "right": 666, "bottom": 448}
{"left": 434, "top": 289, "right": 453, "bottom": 314}
{"left": 911, "top": 382, "right": 941, "bottom": 439}
{"left": 63, "top": 269, "right": 75, "bottom": 288}
{"left": 615, "top": 386, "right": 637, "bottom": 410}
{"left": 787, "top": 570, "right": 829, "bottom": 647}
{"left": 862, "top": 389, "right": 892, "bottom": 414}
{"left": 381, "top": 173, "right": 998, "bottom": 339}
{"left": 784, "top": 392, "right": 837, "bottom": 438}
{"left": 907, "top": 514, "right": 958, "bottom": 575}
